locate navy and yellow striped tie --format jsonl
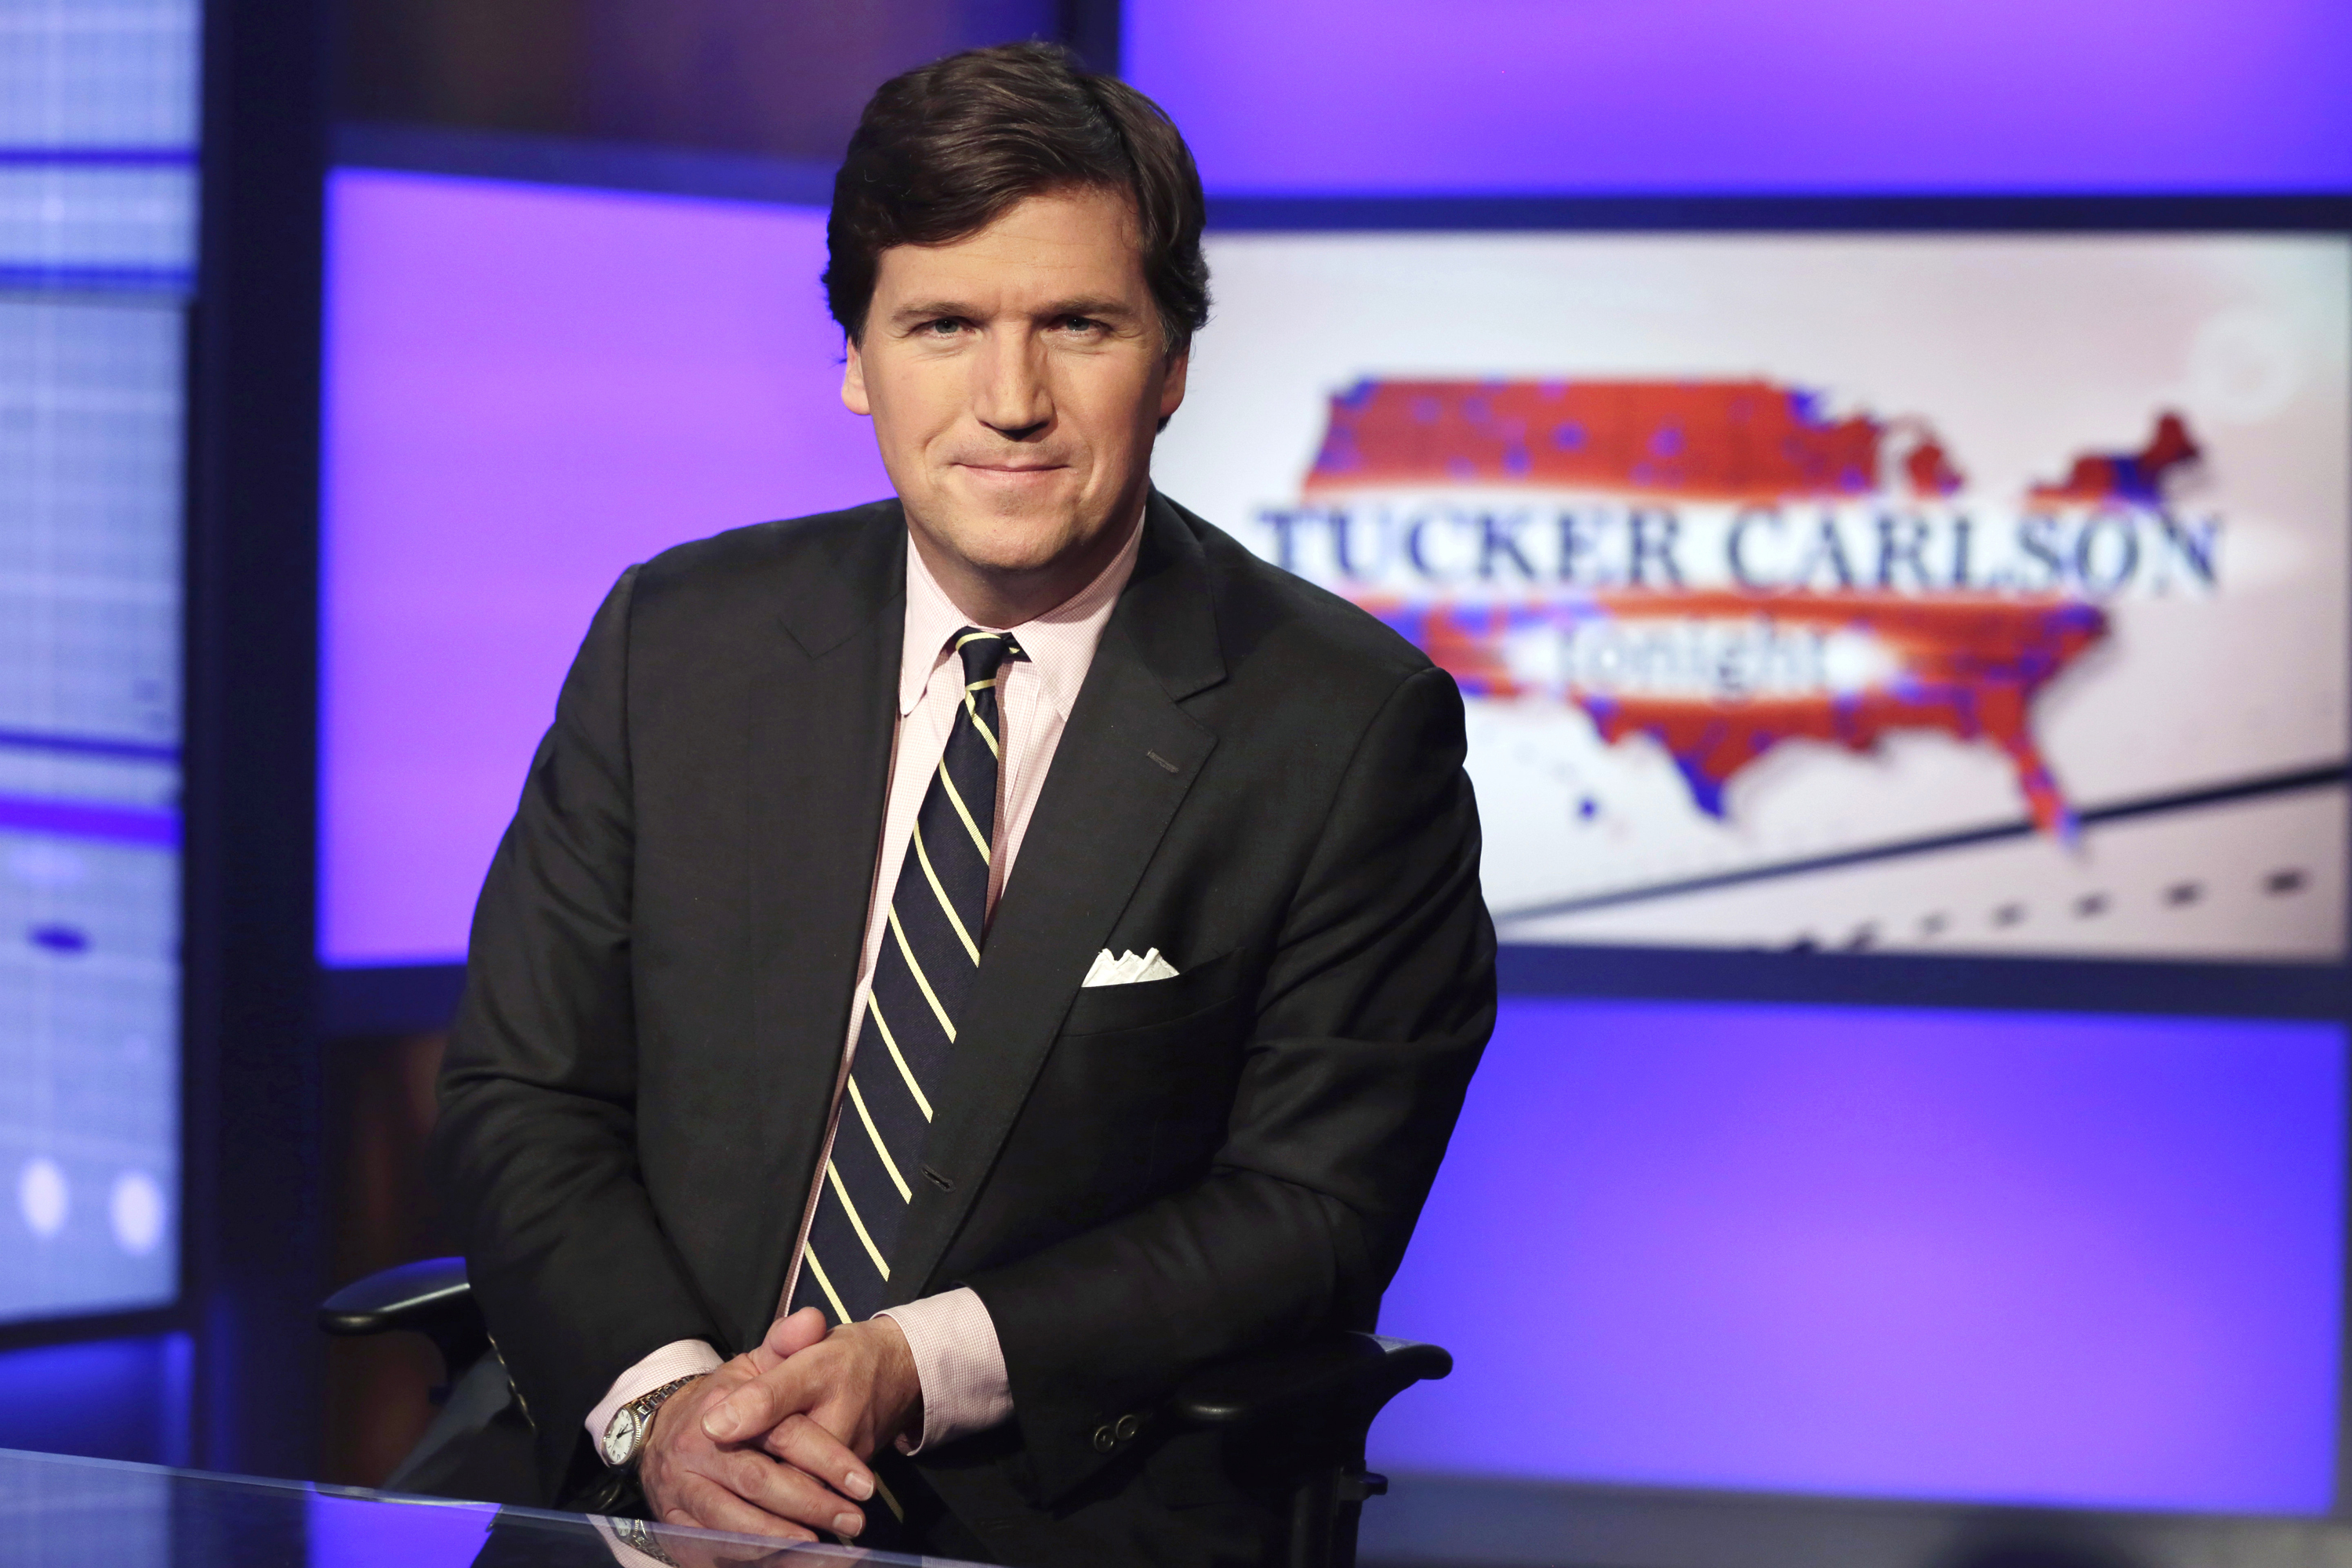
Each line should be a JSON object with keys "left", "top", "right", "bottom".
{"left": 793, "top": 627, "right": 1025, "bottom": 1329}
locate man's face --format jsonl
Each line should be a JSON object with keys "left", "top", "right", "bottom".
{"left": 843, "top": 185, "right": 1187, "bottom": 592}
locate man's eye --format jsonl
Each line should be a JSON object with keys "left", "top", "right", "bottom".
{"left": 1057, "top": 316, "right": 1105, "bottom": 335}
{"left": 922, "top": 318, "right": 967, "bottom": 336}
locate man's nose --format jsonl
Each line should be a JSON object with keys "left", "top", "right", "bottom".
{"left": 975, "top": 336, "right": 1051, "bottom": 441}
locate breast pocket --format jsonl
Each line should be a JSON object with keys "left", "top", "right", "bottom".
{"left": 1057, "top": 947, "right": 1248, "bottom": 1038}
{"left": 1038, "top": 947, "right": 1254, "bottom": 1216}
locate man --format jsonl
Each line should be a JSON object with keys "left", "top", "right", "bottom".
{"left": 435, "top": 41, "right": 1494, "bottom": 1568}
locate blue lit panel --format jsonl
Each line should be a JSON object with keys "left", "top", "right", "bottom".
{"left": 0, "top": 0, "right": 194, "bottom": 1325}
{"left": 0, "top": 1334, "right": 190, "bottom": 1466}
{"left": 0, "top": 165, "right": 198, "bottom": 289}
{"left": 0, "top": 1, "right": 198, "bottom": 148}
{"left": 1126, "top": 0, "right": 2352, "bottom": 194}
{"left": 1374, "top": 1000, "right": 2346, "bottom": 1511}
{"left": 307, "top": 1494, "right": 495, "bottom": 1568}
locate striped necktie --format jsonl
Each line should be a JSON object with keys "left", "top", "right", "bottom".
{"left": 792, "top": 626, "right": 1025, "bottom": 1330}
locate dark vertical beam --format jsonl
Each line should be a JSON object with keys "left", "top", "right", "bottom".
{"left": 185, "top": 0, "right": 329, "bottom": 1479}
{"left": 2336, "top": 1066, "right": 2352, "bottom": 1516}
{"left": 2336, "top": 774, "right": 2352, "bottom": 1516}
{"left": 1058, "top": 0, "right": 1122, "bottom": 74}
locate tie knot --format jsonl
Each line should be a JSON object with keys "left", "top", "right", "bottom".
{"left": 953, "top": 627, "right": 1026, "bottom": 684}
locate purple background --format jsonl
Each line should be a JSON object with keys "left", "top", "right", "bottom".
{"left": 1124, "top": 0, "right": 2352, "bottom": 194}
{"left": 321, "top": 170, "right": 885, "bottom": 964}
{"left": 1374, "top": 1000, "right": 2347, "bottom": 1510}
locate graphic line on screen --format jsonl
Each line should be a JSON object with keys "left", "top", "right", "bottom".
{"left": 1491, "top": 760, "right": 2349, "bottom": 927}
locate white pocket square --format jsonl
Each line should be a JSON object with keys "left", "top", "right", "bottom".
{"left": 1082, "top": 947, "right": 1180, "bottom": 987}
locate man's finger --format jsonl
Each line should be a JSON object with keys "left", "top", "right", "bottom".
{"left": 670, "top": 1472, "right": 816, "bottom": 1543}
{"left": 759, "top": 1410, "right": 874, "bottom": 1501}
{"left": 715, "top": 1446, "right": 868, "bottom": 1539}
{"left": 763, "top": 1306, "right": 830, "bottom": 1361}
{"left": 702, "top": 1357, "right": 811, "bottom": 1443}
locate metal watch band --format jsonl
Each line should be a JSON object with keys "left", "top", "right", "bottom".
{"left": 604, "top": 1374, "right": 703, "bottom": 1469}
{"left": 609, "top": 1516, "right": 679, "bottom": 1566}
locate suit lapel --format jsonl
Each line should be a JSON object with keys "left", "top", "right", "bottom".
{"left": 893, "top": 494, "right": 1225, "bottom": 1296}
{"left": 730, "top": 506, "right": 906, "bottom": 1347}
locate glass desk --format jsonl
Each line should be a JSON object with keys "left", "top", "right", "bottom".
{"left": 0, "top": 1447, "right": 979, "bottom": 1568}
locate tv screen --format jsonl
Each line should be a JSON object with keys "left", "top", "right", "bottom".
{"left": 1155, "top": 231, "right": 2351, "bottom": 964}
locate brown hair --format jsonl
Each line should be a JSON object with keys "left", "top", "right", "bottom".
{"left": 825, "top": 42, "right": 1210, "bottom": 357}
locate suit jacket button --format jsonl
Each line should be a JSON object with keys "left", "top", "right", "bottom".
{"left": 1092, "top": 1425, "right": 1116, "bottom": 1453}
{"left": 1113, "top": 1414, "right": 1141, "bottom": 1442}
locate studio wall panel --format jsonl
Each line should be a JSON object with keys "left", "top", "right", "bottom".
{"left": 0, "top": 1333, "right": 191, "bottom": 1465}
{"left": 1373, "top": 999, "right": 2347, "bottom": 1512}
{"left": 319, "top": 170, "right": 884, "bottom": 964}
{"left": 1125, "top": 0, "right": 2352, "bottom": 194}
{"left": 0, "top": 0, "right": 196, "bottom": 1331}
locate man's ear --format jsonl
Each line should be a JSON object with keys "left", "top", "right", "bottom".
{"left": 1157, "top": 349, "right": 1189, "bottom": 423}
{"left": 841, "top": 335, "right": 872, "bottom": 416}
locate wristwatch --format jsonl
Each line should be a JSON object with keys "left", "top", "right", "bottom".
{"left": 601, "top": 1374, "right": 704, "bottom": 1468}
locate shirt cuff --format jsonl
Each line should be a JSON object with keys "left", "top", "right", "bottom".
{"left": 583, "top": 1339, "right": 725, "bottom": 1454}
{"left": 876, "top": 1287, "right": 1011, "bottom": 1454}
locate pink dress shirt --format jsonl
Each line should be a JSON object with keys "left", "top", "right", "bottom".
{"left": 586, "top": 511, "right": 1145, "bottom": 1458}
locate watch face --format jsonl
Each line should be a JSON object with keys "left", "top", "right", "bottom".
{"left": 602, "top": 1404, "right": 642, "bottom": 1466}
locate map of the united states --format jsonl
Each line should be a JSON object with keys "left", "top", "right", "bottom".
{"left": 1299, "top": 379, "right": 2202, "bottom": 837}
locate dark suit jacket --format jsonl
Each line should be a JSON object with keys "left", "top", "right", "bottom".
{"left": 434, "top": 491, "right": 1496, "bottom": 1567}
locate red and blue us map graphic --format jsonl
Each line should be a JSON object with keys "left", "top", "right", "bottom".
{"left": 1309, "top": 379, "right": 2199, "bottom": 837}
{"left": 1368, "top": 592, "right": 2107, "bottom": 838}
{"left": 1306, "top": 377, "right": 1968, "bottom": 499}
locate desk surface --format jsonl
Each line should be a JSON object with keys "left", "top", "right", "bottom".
{"left": 0, "top": 1447, "right": 969, "bottom": 1568}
